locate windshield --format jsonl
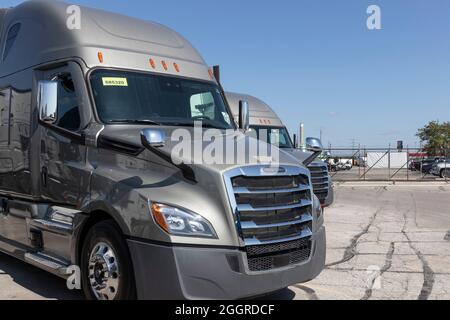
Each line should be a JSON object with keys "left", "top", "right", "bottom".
{"left": 90, "top": 70, "right": 234, "bottom": 130}
{"left": 249, "top": 125, "right": 294, "bottom": 149}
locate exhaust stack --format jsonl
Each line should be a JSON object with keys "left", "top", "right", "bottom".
{"left": 299, "top": 123, "right": 305, "bottom": 150}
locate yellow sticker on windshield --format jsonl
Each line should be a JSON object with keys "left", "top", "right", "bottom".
{"left": 102, "top": 77, "right": 128, "bottom": 87}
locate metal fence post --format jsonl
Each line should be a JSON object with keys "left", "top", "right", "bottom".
{"left": 406, "top": 147, "right": 410, "bottom": 181}
{"left": 364, "top": 148, "right": 367, "bottom": 181}
{"left": 388, "top": 146, "right": 391, "bottom": 181}
{"left": 446, "top": 149, "right": 448, "bottom": 183}
{"left": 358, "top": 145, "right": 361, "bottom": 179}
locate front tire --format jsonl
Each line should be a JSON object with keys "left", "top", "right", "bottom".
{"left": 81, "top": 220, "right": 136, "bottom": 300}
{"left": 441, "top": 169, "right": 450, "bottom": 179}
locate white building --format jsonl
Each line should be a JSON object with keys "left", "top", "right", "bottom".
{"left": 366, "top": 151, "right": 408, "bottom": 169}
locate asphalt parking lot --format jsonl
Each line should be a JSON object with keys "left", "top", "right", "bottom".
{"left": 0, "top": 183, "right": 449, "bottom": 300}
{"left": 280, "top": 183, "right": 450, "bottom": 300}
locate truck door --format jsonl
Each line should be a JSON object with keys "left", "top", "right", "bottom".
{"left": 37, "top": 63, "right": 90, "bottom": 206}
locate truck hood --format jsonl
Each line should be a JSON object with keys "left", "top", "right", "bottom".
{"left": 98, "top": 125, "right": 308, "bottom": 174}
{"left": 280, "top": 148, "right": 327, "bottom": 167}
{"left": 281, "top": 148, "right": 312, "bottom": 162}
{"left": 93, "top": 125, "right": 313, "bottom": 247}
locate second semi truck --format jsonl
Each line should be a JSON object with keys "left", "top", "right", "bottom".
{"left": 226, "top": 92, "right": 334, "bottom": 207}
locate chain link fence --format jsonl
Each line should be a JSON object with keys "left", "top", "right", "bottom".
{"left": 325, "top": 148, "right": 449, "bottom": 182}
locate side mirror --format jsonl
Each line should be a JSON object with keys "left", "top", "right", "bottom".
{"left": 238, "top": 100, "right": 250, "bottom": 131}
{"left": 303, "top": 137, "right": 324, "bottom": 166}
{"left": 293, "top": 134, "right": 298, "bottom": 148}
{"left": 38, "top": 81, "right": 58, "bottom": 124}
{"left": 141, "top": 128, "right": 166, "bottom": 149}
{"left": 306, "top": 137, "right": 323, "bottom": 153}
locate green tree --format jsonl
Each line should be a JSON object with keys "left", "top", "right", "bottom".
{"left": 417, "top": 121, "right": 450, "bottom": 156}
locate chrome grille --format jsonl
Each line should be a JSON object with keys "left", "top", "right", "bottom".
{"left": 224, "top": 166, "right": 313, "bottom": 272}
{"left": 308, "top": 163, "right": 330, "bottom": 204}
{"left": 232, "top": 175, "right": 309, "bottom": 191}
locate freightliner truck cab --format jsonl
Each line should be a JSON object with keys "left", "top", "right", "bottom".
{"left": 226, "top": 92, "right": 334, "bottom": 207}
{"left": 0, "top": 1, "right": 325, "bottom": 300}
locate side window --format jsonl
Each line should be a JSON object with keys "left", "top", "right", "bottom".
{"left": 55, "top": 74, "right": 81, "bottom": 131}
{"left": 269, "top": 129, "right": 280, "bottom": 145}
{"left": 269, "top": 129, "right": 288, "bottom": 146}
{"left": 190, "top": 92, "right": 215, "bottom": 120}
{"left": 3, "top": 23, "right": 21, "bottom": 61}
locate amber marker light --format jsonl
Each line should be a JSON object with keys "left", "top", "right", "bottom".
{"left": 97, "top": 52, "right": 104, "bottom": 63}
{"left": 151, "top": 203, "right": 169, "bottom": 233}
{"left": 173, "top": 62, "right": 180, "bottom": 73}
{"left": 208, "top": 68, "right": 214, "bottom": 79}
{"left": 161, "top": 60, "right": 168, "bottom": 71}
{"left": 149, "top": 58, "right": 156, "bottom": 69}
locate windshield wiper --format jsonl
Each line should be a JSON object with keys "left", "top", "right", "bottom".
{"left": 107, "top": 119, "right": 162, "bottom": 126}
{"left": 165, "top": 121, "right": 229, "bottom": 130}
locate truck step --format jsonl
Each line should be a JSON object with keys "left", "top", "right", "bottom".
{"left": 24, "top": 252, "right": 70, "bottom": 276}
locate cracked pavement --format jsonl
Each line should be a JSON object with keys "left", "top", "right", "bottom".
{"left": 0, "top": 184, "right": 449, "bottom": 300}
{"left": 282, "top": 184, "right": 450, "bottom": 300}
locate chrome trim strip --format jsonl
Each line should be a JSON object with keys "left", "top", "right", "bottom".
{"left": 233, "top": 184, "right": 310, "bottom": 195}
{"left": 223, "top": 165, "right": 313, "bottom": 248}
{"left": 312, "top": 186, "right": 329, "bottom": 191}
{"left": 244, "top": 228, "right": 313, "bottom": 246}
{"left": 308, "top": 163, "right": 328, "bottom": 168}
{"left": 225, "top": 165, "right": 309, "bottom": 179}
{"left": 33, "top": 219, "right": 73, "bottom": 232}
{"left": 311, "top": 176, "right": 328, "bottom": 180}
{"left": 240, "top": 214, "right": 313, "bottom": 230}
{"left": 237, "top": 199, "right": 312, "bottom": 212}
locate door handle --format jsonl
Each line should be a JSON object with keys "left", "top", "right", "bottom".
{"left": 41, "top": 166, "right": 48, "bottom": 187}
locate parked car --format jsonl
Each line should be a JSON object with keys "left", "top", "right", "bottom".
{"left": 329, "top": 160, "right": 352, "bottom": 172}
{"left": 342, "top": 161, "right": 353, "bottom": 170}
{"left": 421, "top": 157, "right": 446, "bottom": 174}
{"left": 421, "top": 159, "right": 439, "bottom": 174}
{"left": 431, "top": 160, "right": 450, "bottom": 178}
{"left": 409, "top": 160, "right": 421, "bottom": 171}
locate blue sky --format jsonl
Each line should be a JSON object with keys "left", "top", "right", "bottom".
{"left": 4, "top": 0, "right": 450, "bottom": 148}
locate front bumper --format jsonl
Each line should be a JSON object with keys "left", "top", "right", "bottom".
{"left": 127, "top": 226, "right": 326, "bottom": 300}
{"left": 323, "top": 183, "right": 334, "bottom": 207}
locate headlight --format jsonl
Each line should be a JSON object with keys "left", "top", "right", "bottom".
{"left": 312, "top": 194, "right": 324, "bottom": 229}
{"left": 150, "top": 203, "right": 217, "bottom": 238}
{"left": 313, "top": 194, "right": 322, "bottom": 218}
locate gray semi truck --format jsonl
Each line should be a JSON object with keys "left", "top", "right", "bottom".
{"left": 226, "top": 92, "right": 334, "bottom": 207}
{"left": 0, "top": 1, "right": 326, "bottom": 300}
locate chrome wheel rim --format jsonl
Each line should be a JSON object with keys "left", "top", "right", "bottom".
{"left": 88, "top": 242, "right": 120, "bottom": 300}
